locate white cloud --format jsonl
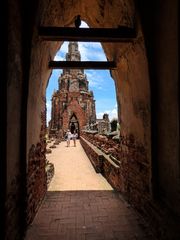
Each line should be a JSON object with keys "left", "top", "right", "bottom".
{"left": 96, "top": 105, "right": 118, "bottom": 121}
{"left": 86, "top": 70, "right": 104, "bottom": 88}
{"left": 54, "top": 42, "right": 68, "bottom": 60}
{"left": 54, "top": 41, "right": 106, "bottom": 62}
{"left": 78, "top": 42, "right": 106, "bottom": 61}
{"left": 59, "top": 42, "right": 68, "bottom": 53}
{"left": 109, "top": 109, "right": 118, "bottom": 120}
{"left": 80, "top": 21, "right": 89, "bottom": 28}
{"left": 96, "top": 112, "right": 104, "bottom": 119}
{"left": 54, "top": 55, "right": 64, "bottom": 61}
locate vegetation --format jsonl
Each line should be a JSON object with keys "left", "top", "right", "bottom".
{"left": 110, "top": 118, "right": 118, "bottom": 132}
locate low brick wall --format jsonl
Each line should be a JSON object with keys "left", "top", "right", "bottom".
{"left": 80, "top": 136, "right": 121, "bottom": 191}
{"left": 80, "top": 137, "right": 103, "bottom": 173}
{"left": 80, "top": 133, "right": 150, "bottom": 211}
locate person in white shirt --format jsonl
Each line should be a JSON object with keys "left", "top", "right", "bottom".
{"left": 72, "top": 130, "right": 78, "bottom": 147}
{"left": 66, "top": 129, "right": 72, "bottom": 147}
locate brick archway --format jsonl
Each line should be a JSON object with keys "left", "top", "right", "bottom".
{"left": 27, "top": 0, "right": 152, "bottom": 227}
{"left": 4, "top": 0, "right": 179, "bottom": 239}
{"left": 69, "top": 113, "right": 79, "bottom": 136}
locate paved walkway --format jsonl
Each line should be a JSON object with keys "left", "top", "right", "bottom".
{"left": 48, "top": 140, "right": 112, "bottom": 191}
{"left": 25, "top": 140, "right": 154, "bottom": 240}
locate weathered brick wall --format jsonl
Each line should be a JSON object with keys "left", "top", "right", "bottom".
{"left": 27, "top": 142, "right": 47, "bottom": 224}
{"left": 80, "top": 136, "right": 125, "bottom": 192}
{"left": 102, "top": 157, "right": 122, "bottom": 191}
{"left": 80, "top": 137, "right": 103, "bottom": 173}
{"left": 26, "top": 96, "right": 47, "bottom": 224}
{"left": 80, "top": 133, "right": 180, "bottom": 239}
{"left": 80, "top": 132, "right": 150, "bottom": 214}
{"left": 120, "top": 135, "right": 150, "bottom": 211}
{"left": 5, "top": 81, "right": 47, "bottom": 240}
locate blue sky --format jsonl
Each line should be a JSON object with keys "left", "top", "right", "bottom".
{"left": 46, "top": 21, "right": 118, "bottom": 123}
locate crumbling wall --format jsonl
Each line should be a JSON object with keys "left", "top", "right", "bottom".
{"left": 26, "top": 96, "right": 47, "bottom": 224}
{"left": 81, "top": 132, "right": 149, "bottom": 213}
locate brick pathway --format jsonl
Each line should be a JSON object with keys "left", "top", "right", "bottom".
{"left": 25, "top": 140, "right": 154, "bottom": 240}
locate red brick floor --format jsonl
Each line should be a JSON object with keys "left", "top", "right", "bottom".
{"left": 25, "top": 191, "right": 155, "bottom": 240}
{"left": 25, "top": 140, "right": 155, "bottom": 240}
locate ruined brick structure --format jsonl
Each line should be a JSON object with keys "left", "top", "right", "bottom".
{"left": 96, "top": 113, "right": 111, "bottom": 134}
{"left": 49, "top": 42, "right": 96, "bottom": 137}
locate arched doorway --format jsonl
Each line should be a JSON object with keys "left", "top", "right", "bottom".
{"left": 4, "top": 0, "right": 179, "bottom": 239}
{"left": 69, "top": 113, "right": 79, "bottom": 136}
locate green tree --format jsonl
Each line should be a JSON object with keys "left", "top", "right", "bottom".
{"left": 110, "top": 118, "right": 118, "bottom": 132}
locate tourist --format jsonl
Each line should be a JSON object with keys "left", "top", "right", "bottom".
{"left": 72, "top": 130, "right": 78, "bottom": 147}
{"left": 66, "top": 129, "right": 72, "bottom": 147}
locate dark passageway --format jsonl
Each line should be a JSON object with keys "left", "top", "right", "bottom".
{"left": 1, "top": 0, "right": 179, "bottom": 239}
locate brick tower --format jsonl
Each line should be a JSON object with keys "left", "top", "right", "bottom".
{"left": 49, "top": 42, "right": 96, "bottom": 137}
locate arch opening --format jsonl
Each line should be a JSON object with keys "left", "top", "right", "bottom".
{"left": 46, "top": 21, "right": 118, "bottom": 139}
{"left": 69, "top": 113, "right": 79, "bottom": 135}
{"left": 5, "top": 1, "right": 180, "bottom": 239}
{"left": 27, "top": 4, "right": 152, "bottom": 227}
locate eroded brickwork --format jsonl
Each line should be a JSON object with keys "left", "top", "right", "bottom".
{"left": 80, "top": 132, "right": 150, "bottom": 213}
{"left": 27, "top": 143, "right": 46, "bottom": 223}
{"left": 49, "top": 42, "right": 96, "bottom": 137}
{"left": 80, "top": 133, "right": 180, "bottom": 239}
{"left": 27, "top": 96, "right": 47, "bottom": 224}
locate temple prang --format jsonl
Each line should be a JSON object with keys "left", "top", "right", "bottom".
{"left": 48, "top": 42, "right": 96, "bottom": 137}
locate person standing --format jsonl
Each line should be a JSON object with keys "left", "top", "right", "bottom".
{"left": 66, "top": 129, "right": 72, "bottom": 147}
{"left": 72, "top": 130, "right": 78, "bottom": 147}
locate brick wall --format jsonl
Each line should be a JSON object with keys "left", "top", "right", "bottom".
{"left": 80, "top": 132, "right": 150, "bottom": 213}
{"left": 26, "top": 96, "right": 47, "bottom": 224}
{"left": 27, "top": 142, "right": 47, "bottom": 224}
{"left": 80, "top": 133, "right": 180, "bottom": 238}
